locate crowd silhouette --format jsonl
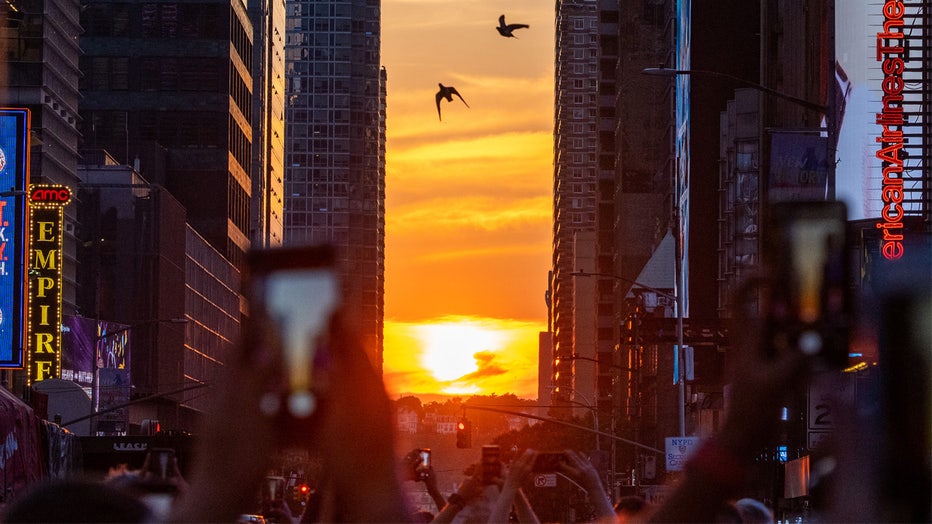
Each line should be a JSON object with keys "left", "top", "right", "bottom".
{"left": 2, "top": 239, "right": 928, "bottom": 523}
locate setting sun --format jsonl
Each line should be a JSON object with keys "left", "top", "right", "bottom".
{"left": 416, "top": 321, "right": 506, "bottom": 381}
{"left": 383, "top": 316, "right": 542, "bottom": 400}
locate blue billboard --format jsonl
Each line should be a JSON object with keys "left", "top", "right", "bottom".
{"left": 0, "top": 109, "right": 31, "bottom": 369}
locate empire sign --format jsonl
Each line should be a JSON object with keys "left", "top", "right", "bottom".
{"left": 27, "top": 184, "right": 70, "bottom": 383}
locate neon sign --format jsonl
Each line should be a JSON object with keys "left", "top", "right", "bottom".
{"left": 27, "top": 184, "right": 70, "bottom": 382}
{"left": 29, "top": 187, "right": 72, "bottom": 203}
{"left": 875, "top": 1, "right": 907, "bottom": 260}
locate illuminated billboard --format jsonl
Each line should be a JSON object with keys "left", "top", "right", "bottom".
{"left": 835, "top": 2, "right": 926, "bottom": 260}
{"left": 0, "top": 109, "right": 31, "bottom": 369}
{"left": 27, "top": 184, "right": 71, "bottom": 382}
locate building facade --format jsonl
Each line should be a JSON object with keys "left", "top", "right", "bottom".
{"left": 715, "top": 1, "right": 930, "bottom": 513}
{"left": 1, "top": 0, "right": 83, "bottom": 320}
{"left": 75, "top": 150, "right": 242, "bottom": 432}
{"left": 283, "top": 0, "right": 386, "bottom": 370}
{"left": 249, "top": 0, "right": 286, "bottom": 248}
{"left": 609, "top": 0, "right": 678, "bottom": 488}
{"left": 75, "top": 1, "right": 274, "bottom": 431}
{"left": 78, "top": 0, "right": 256, "bottom": 270}
{"left": 551, "top": 0, "right": 600, "bottom": 408}
{"left": 551, "top": 0, "right": 681, "bottom": 491}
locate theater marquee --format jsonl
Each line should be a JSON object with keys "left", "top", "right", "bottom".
{"left": 27, "top": 184, "right": 71, "bottom": 382}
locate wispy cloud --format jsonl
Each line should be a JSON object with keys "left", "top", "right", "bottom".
{"left": 389, "top": 195, "right": 550, "bottom": 232}
{"left": 458, "top": 351, "right": 508, "bottom": 380}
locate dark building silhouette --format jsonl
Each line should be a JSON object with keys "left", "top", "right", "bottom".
{"left": 608, "top": 0, "right": 678, "bottom": 492}
{"left": 76, "top": 149, "right": 241, "bottom": 432}
{"left": 78, "top": 0, "right": 255, "bottom": 270}
{"left": 0, "top": 0, "right": 83, "bottom": 318}
{"left": 73, "top": 0, "right": 271, "bottom": 433}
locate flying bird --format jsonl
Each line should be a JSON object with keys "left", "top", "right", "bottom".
{"left": 496, "top": 14, "right": 529, "bottom": 38}
{"left": 435, "top": 83, "right": 469, "bottom": 121}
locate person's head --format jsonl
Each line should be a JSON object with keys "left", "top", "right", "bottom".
{"left": 734, "top": 498, "right": 774, "bottom": 524}
{"left": 1, "top": 479, "right": 153, "bottom": 523}
{"left": 615, "top": 495, "right": 649, "bottom": 522}
{"left": 714, "top": 501, "right": 743, "bottom": 523}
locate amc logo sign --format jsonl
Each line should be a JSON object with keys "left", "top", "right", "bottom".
{"left": 29, "top": 186, "right": 71, "bottom": 204}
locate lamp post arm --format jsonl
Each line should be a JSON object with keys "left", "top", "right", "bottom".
{"left": 641, "top": 68, "right": 827, "bottom": 113}
{"left": 567, "top": 354, "right": 637, "bottom": 373}
{"left": 570, "top": 270, "right": 676, "bottom": 301}
{"left": 464, "top": 405, "right": 663, "bottom": 454}
{"left": 60, "top": 382, "right": 209, "bottom": 426}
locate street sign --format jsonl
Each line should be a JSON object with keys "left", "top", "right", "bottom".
{"left": 807, "top": 374, "right": 855, "bottom": 431}
{"left": 665, "top": 436, "right": 700, "bottom": 471}
{"left": 534, "top": 473, "right": 557, "bottom": 488}
{"left": 639, "top": 484, "right": 670, "bottom": 505}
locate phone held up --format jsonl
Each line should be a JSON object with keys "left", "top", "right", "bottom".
{"left": 481, "top": 445, "right": 502, "bottom": 485}
{"left": 414, "top": 448, "right": 431, "bottom": 481}
{"left": 532, "top": 451, "right": 566, "bottom": 473}
{"left": 262, "top": 476, "right": 287, "bottom": 503}
{"left": 145, "top": 447, "right": 176, "bottom": 480}
{"left": 762, "top": 201, "right": 850, "bottom": 369}
{"left": 246, "top": 244, "right": 342, "bottom": 446}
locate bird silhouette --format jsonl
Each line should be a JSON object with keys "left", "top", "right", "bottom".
{"left": 496, "top": 14, "right": 529, "bottom": 38}
{"left": 435, "top": 83, "right": 469, "bottom": 121}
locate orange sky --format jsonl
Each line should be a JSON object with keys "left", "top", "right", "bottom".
{"left": 380, "top": 1, "right": 554, "bottom": 400}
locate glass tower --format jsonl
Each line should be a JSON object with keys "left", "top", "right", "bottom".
{"left": 284, "top": 0, "right": 385, "bottom": 370}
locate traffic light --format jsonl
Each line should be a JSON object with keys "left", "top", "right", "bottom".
{"left": 456, "top": 418, "right": 472, "bottom": 448}
{"left": 292, "top": 483, "right": 311, "bottom": 504}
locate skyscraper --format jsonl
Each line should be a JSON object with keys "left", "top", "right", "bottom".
{"left": 551, "top": 0, "right": 600, "bottom": 408}
{"left": 79, "top": 0, "right": 255, "bottom": 270}
{"left": 1, "top": 0, "right": 83, "bottom": 317}
{"left": 283, "top": 0, "right": 386, "bottom": 370}
{"left": 250, "top": 0, "right": 286, "bottom": 248}
{"left": 77, "top": 1, "right": 261, "bottom": 429}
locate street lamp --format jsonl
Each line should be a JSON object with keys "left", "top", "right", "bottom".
{"left": 547, "top": 384, "right": 618, "bottom": 498}
{"left": 562, "top": 353, "right": 636, "bottom": 373}
{"left": 547, "top": 385, "right": 598, "bottom": 444}
{"left": 571, "top": 270, "right": 686, "bottom": 437}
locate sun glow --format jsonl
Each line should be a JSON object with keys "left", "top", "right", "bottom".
{"left": 383, "top": 316, "right": 542, "bottom": 399}
{"left": 415, "top": 321, "right": 504, "bottom": 381}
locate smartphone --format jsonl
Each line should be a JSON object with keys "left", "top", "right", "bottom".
{"left": 481, "top": 445, "right": 502, "bottom": 485}
{"left": 532, "top": 451, "right": 565, "bottom": 473}
{"left": 763, "top": 201, "right": 850, "bottom": 369}
{"left": 414, "top": 448, "right": 431, "bottom": 481}
{"left": 246, "top": 245, "right": 341, "bottom": 431}
{"left": 146, "top": 448, "right": 175, "bottom": 480}
{"left": 262, "top": 476, "right": 287, "bottom": 503}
